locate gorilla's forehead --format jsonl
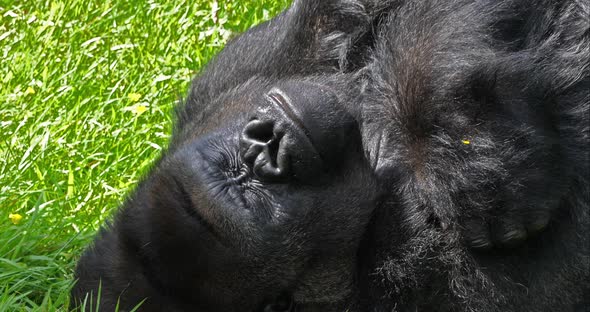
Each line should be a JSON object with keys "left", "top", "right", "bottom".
{"left": 172, "top": 76, "right": 352, "bottom": 148}
{"left": 172, "top": 78, "right": 272, "bottom": 146}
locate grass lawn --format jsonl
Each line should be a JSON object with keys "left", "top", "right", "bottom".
{"left": 0, "top": 0, "right": 290, "bottom": 310}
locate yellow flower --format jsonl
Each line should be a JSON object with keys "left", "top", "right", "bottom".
{"left": 9, "top": 213, "right": 23, "bottom": 225}
{"left": 127, "top": 93, "right": 142, "bottom": 102}
{"left": 25, "top": 86, "right": 36, "bottom": 95}
{"left": 461, "top": 139, "right": 471, "bottom": 145}
{"left": 133, "top": 104, "right": 148, "bottom": 115}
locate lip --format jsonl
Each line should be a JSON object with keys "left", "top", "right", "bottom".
{"left": 173, "top": 137, "right": 250, "bottom": 226}
{"left": 194, "top": 139, "right": 249, "bottom": 200}
{"left": 173, "top": 173, "right": 227, "bottom": 240}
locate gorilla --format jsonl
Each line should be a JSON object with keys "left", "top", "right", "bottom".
{"left": 72, "top": 0, "right": 589, "bottom": 311}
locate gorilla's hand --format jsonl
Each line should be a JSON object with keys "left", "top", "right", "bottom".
{"left": 457, "top": 130, "right": 562, "bottom": 250}
{"left": 362, "top": 61, "right": 569, "bottom": 250}
{"left": 358, "top": 0, "right": 583, "bottom": 250}
{"left": 365, "top": 120, "right": 563, "bottom": 250}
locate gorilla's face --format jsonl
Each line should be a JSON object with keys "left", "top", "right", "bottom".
{"left": 72, "top": 2, "right": 383, "bottom": 309}
{"left": 142, "top": 78, "right": 377, "bottom": 310}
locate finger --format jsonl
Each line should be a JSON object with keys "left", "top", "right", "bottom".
{"left": 463, "top": 218, "right": 493, "bottom": 250}
{"left": 492, "top": 216, "right": 527, "bottom": 248}
{"left": 525, "top": 210, "right": 551, "bottom": 235}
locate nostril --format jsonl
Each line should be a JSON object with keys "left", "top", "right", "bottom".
{"left": 266, "top": 138, "right": 280, "bottom": 167}
{"left": 240, "top": 119, "right": 288, "bottom": 181}
{"left": 243, "top": 119, "right": 275, "bottom": 144}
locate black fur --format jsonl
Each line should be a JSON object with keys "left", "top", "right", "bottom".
{"left": 72, "top": 0, "right": 590, "bottom": 311}
{"left": 359, "top": 0, "right": 589, "bottom": 311}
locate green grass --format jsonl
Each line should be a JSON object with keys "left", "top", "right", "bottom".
{"left": 0, "top": 0, "right": 290, "bottom": 310}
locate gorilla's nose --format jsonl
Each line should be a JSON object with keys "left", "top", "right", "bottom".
{"left": 240, "top": 118, "right": 293, "bottom": 181}
{"left": 240, "top": 81, "right": 355, "bottom": 182}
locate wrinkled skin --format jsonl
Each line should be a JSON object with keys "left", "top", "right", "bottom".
{"left": 73, "top": 0, "right": 589, "bottom": 311}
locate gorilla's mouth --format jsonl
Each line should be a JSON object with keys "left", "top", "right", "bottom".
{"left": 189, "top": 133, "right": 284, "bottom": 226}
{"left": 196, "top": 138, "right": 251, "bottom": 199}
